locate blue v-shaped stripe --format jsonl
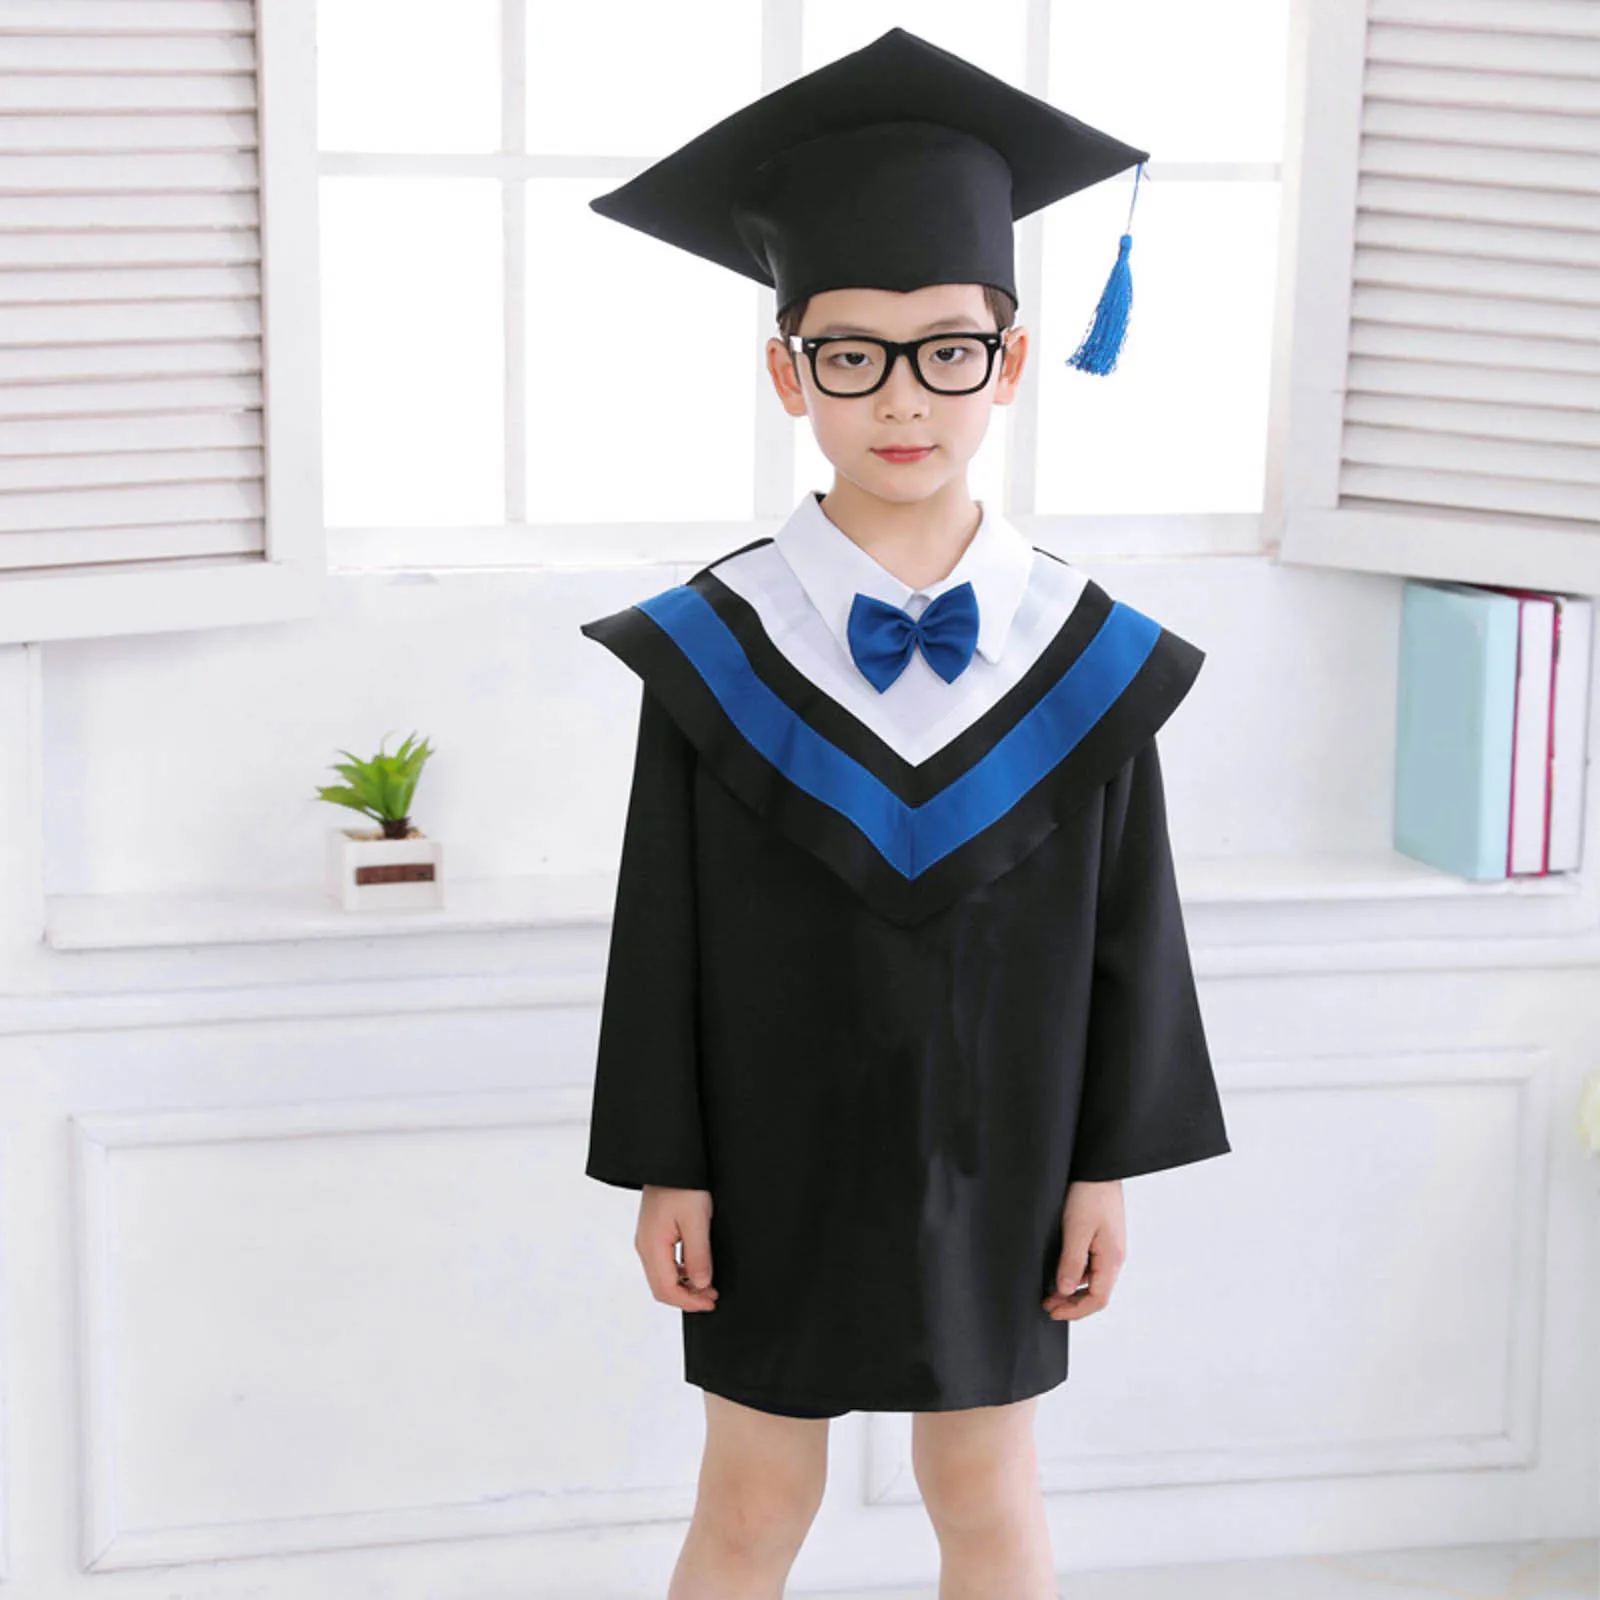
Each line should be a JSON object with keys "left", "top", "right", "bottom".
{"left": 637, "top": 586, "right": 1159, "bottom": 879}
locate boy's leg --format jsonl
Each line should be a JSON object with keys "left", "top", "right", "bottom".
{"left": 668, "top": 1391, "right": 830, "bottom": 1600}
{"left": 911, "top": 1396, "right": 1059, "bottom": 1600}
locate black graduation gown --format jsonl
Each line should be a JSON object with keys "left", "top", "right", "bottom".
{"left": 578, "top": 547, "right": 1231, "bottom": 1418}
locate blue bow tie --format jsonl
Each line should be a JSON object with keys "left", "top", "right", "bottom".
{"left": 846, "top": 582, "right": 981, "bottom": 693}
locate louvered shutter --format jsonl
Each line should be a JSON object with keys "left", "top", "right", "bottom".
{"left": 1275, "top": 0, "right": 1600, "bottom": 594}
{"left": 0, "top": 0, "right": 323, "bottom": 644}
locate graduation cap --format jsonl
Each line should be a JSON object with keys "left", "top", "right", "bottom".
{"left": 587, "top": 26, "right": 1149, "bottom": 375}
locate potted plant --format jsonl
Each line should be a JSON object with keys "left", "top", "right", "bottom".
{"left": 316, "top": 731, "right": 444, "bottom": 910}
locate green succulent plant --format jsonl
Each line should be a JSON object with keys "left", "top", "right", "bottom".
{"left": 315, "top": 731, "right": 435, "bottom": 840}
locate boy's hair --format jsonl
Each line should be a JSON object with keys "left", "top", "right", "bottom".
{"left": 776, "top": 284, "right": 1018, "bottom": 345}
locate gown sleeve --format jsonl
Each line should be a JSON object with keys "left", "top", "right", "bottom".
{"left": 584, "top": 685, "right": 711, "bottom": 1192}
{"left": 1069, "top": 735, "right": 1231, "bottom": 1182}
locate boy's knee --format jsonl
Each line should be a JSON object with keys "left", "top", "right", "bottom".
{"left": 697, "top": 1458, "right": 826, "bottom": 1561}
{"left": 913, "top": 1446, "right": 1033, "bottom": 1539}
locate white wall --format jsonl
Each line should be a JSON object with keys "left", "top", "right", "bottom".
{"left": 37, "top": 554, "right": 1404, "bottom": 900}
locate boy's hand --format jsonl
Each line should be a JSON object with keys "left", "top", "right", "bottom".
{"left": 1042, "top": 1178, "right": 1125, "bottom": 1321}
{"left": 637, "top": 1185, "right": 719, "bottom": 1312}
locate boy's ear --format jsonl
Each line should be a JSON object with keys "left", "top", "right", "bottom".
{"left": 766, "top": 337, "right": 809, "bottom": 418}
{"left": 992, "top": 326, "right": 1028, "bottom": 406}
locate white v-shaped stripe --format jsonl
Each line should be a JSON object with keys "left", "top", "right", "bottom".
{"left": 707, "top": 539, "right": 1091, "bottom": 767}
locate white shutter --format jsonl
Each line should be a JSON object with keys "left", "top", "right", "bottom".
{"left": 0, "top": 0, "right": 323, "bottom": 644}
{"left": 1274, "top": 0, "right": 1600, "bottom": 593}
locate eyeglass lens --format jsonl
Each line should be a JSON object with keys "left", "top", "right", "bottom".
{"left": 811, "top": 337, "right": 994, "bottom": 396}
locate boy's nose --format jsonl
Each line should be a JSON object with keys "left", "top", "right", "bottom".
{"left": 877, "top": 351, "right": 929, "bottom": 409}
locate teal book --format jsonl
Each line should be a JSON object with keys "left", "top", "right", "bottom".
{"left": 1394, "top": 580, "right": 1520, "bottom": 880}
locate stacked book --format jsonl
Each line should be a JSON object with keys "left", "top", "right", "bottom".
{"left": 1395, "top": 580, "right": 1593, "bottom": 881}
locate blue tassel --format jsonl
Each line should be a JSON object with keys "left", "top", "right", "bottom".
{"left": 1066, "top": 161, "right": 1144, "bottom": 376}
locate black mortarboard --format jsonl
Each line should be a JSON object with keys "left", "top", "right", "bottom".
{"left": 588, "top": 26, "right": 1150, "bottom": 375}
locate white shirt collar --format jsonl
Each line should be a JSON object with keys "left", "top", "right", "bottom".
{"left": 772, "top": 490, "right": 1033, "bottom": 667}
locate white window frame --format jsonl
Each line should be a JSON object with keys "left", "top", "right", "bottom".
{"left": 1267, "top": 0, "right": 1600, "bottom": 595}
{"left": 1, "top": 0, "right": 326, "bottom": 646}
{"left": 320, "top": 0, "right": 1287, "bottom": 573}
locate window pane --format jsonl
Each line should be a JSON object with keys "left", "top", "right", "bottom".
{"left": 1036, "top": 178, "right": 1279, "bottom": 515}
{"left": 318, "top": 0, "right": 501, "bottom": 154}
{"left": 804, "top": 0, "right": 1027, "bottom": 80}
{"left": 321, "top": 178, "right": 504, "bottom": 527}
{"left": 526, "top": 1, "right": 760, "bottom": 156}
{"left": 526, "top": 179, "right": 756, "bottom": 522}
{"left": 1050, "top": 0, "right": 1289, "bottom": 163}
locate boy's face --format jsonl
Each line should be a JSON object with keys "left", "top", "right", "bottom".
{"left": 765, "top": 282, "right": 1027, "bottom": 508}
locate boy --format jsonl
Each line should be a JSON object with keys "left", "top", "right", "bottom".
{"left": 578, "top": 28, "right": 1231, "bottom": 1598}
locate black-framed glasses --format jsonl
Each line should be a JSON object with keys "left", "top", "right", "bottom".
{"left": 787, "top": 330, "right": 1013, "bottom": 397}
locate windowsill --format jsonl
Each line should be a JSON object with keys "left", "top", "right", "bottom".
{"left": 44, "top": 872, "right": 616, "bottom": 952}
{"left": 41, "top": 850, "right": 1582, "bottom": 953}
{"left": 1176, "top": 849, "right": 1580, "bottom": 904}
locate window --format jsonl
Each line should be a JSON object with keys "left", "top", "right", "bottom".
{"left": 317, "top": 0, "right": 1292, "bottom": 570}
{"left": 0, "top": 0, "right": 324, "bottom": 644}
{"left": 317, "top": 0, "right": 764, "bottom": 569}
{"left": 1033, "top": 0, "right": 1290, "bottom": 520}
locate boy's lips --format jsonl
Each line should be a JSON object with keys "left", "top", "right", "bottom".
{"left": 873, "top": 445, "right": 935, "bottom": 459}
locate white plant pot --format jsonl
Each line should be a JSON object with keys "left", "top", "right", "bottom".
{"left": 326, "top": 826, "right": 444, "bottom": 911}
